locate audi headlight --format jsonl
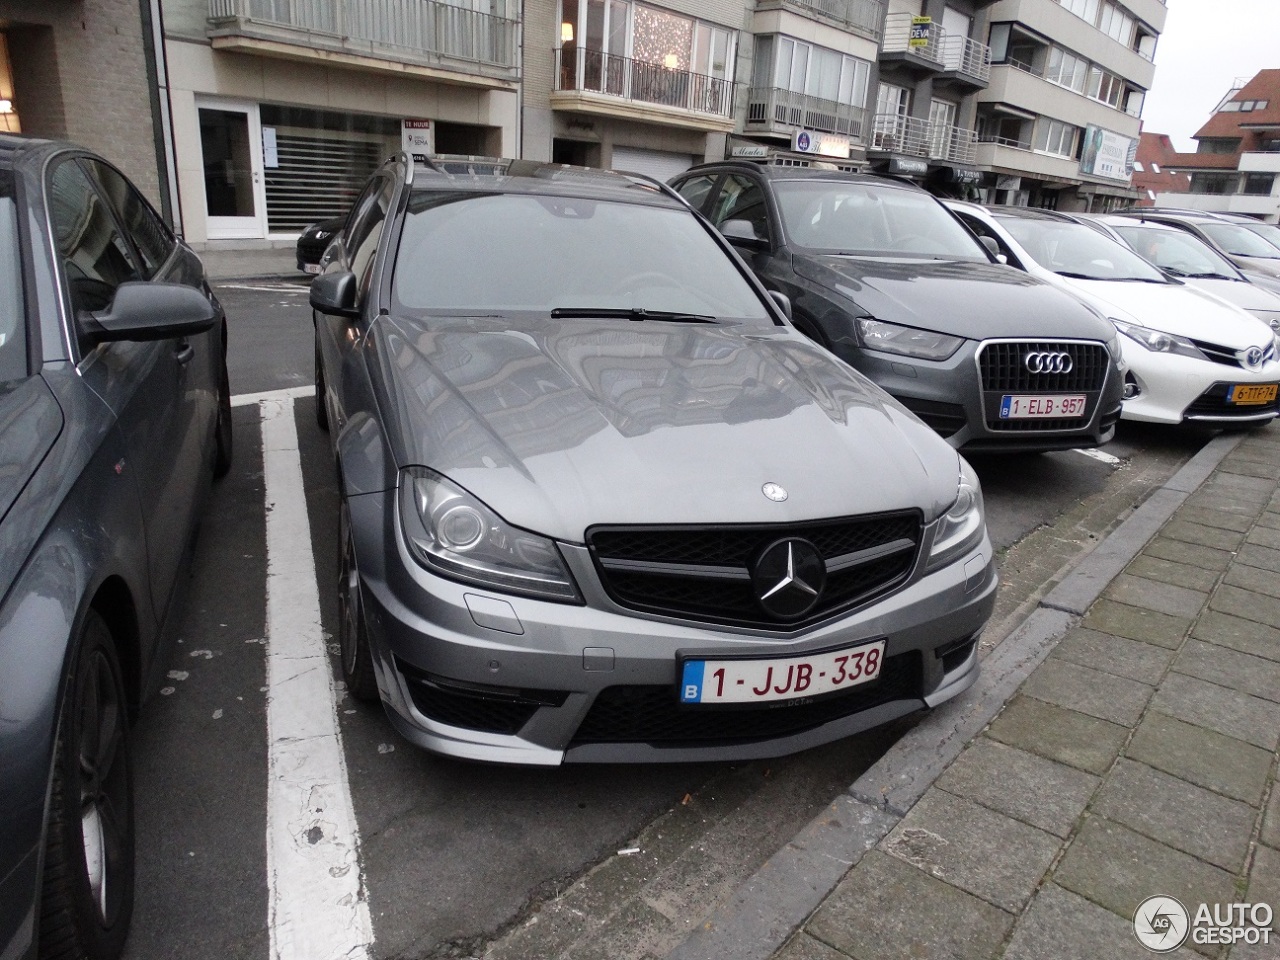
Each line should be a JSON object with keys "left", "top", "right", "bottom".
{"left": 927, "top": 459, "right": 986, "bottom": 571}
{"left": 856, "top": 318, "right": 964, "bottom": 361}
{"left": 399, "top": 467, "right": 581, "bottom": 602}
{"left": 1111, "top": 319, "right": 1206, "bottom": 361}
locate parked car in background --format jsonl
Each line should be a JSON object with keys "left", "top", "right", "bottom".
{"left": 949, "top": 202, "right": 1280, "bottom": 429}
{"left": 312, "top": 154, "right": 996, "bottom": 765}
{"left": 668, "top": 162, "right": 1124, "bottom": 453}
{"left": 296, "top": 215, "right": 345, "bottom": 274}
{"left": 1116, "top": 209, "right": 1280, "bottom": 288}
{"left": 1208, "top": 211, "right": 1280, "bottom": 255}
{"left": 1072, "top": 213, "right": 1280, "bottom": 332}
{"left": 0, "top": 135, "right": 231, "bottom": 960}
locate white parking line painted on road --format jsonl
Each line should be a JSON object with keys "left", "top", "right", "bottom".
{"left": 260, "top": 397, "right": 373, "bottom": 960}
{"left": 219, "top": 282, "right": 310, "bottom": 293}
{"left": 232, "top": 386, "right": 316, "bottom": 407}
{"left": 1074, "top": 447, "right": 1123, "bottom": 466}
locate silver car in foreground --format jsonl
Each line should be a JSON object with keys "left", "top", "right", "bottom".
{"left": 312, "top": 155, "right": 996, "bottom": 765}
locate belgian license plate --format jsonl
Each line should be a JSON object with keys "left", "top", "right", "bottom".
{"left": 999, "top": 394, "right": 1087, "bottom": 419}
{"left": 304, "top": 263, "right": 322, "bottom": 275}
{"left": 680, "top": 640, "right": 886, "bottom": 705}
{"left": 1229, "top": 383, "right": 1278, "bottom": 405}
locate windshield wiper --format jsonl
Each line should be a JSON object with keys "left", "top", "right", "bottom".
{"left": 1056, "top": 271, "right": 1164, "bottom": 283}
{"left": 549, "top": 307, "right": 718, "bottom": 323}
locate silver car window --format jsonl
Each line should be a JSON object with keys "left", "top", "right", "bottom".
{"left": 1200, "top": 222, "right": 1280, "bottom": 259}
{"left": 998, "top": 217, "right": 1166, "bottom": 282}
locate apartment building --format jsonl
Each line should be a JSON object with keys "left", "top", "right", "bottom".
{"left": 974, "top": 0, "right": 1165, "bottom": 211}
{"left": 1156, "top": 71, "right": 1280, "bottom": 223}
{"left": 159, "top": 0, "right": 521, "bottom": 246}
{"left": 0, "top": 0, "right": 171, "bottom": 215}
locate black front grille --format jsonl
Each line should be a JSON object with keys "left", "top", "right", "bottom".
{"left": 978, "top": 340, "right": 1109, "bottom": 432}
{"left": 1190, "top": 338, "right": 1277, "bottom": 369}
{"left": 588, "top": 513, "right": 923, "bottom": 629}
{"left": 571, "top": 651, "right": 920, "bottom": 745}
{"left": 1183, "top": 382, "right": 1280, "bottom": 420}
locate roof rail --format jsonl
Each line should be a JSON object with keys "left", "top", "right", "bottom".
{"left": 615, "top": 170, "right": 692, "bottom": 207}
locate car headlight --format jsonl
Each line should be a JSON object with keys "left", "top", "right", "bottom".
{"left": 1105, "top": 332, "right": 1123, "bottom": 361}
{"left": 856, "top": 318, "right": 964, "bottom": 361}
{"left": 399, "top": 467, "right": 581, "bottom": 602}
{"left": 1111, "top": 319, "right": 1206, "bottom": 361}
{"left": 927, "top": 458, "right": 985, "bottom": 571}
{"left": 314, "top": 230, "right": 332, "bottom": 241}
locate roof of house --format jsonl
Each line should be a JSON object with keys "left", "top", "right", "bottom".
{"left": 1131, "top": 132, "right": 1191, "bottom": 203}
{"left": 1192, "top": 69, "right": 1280, "bottom": 143}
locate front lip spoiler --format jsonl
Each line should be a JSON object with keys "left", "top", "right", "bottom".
{"left": 1183, "top": 411, "right": 1279, "bottom": 423}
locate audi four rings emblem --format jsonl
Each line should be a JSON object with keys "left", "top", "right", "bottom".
{"left": 1025, "top": 351, "right": 1074, "bottom": 374}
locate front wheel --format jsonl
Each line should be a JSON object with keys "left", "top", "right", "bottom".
{"left": 338, "top": 501, "right": 378, "bottom": 701}
{"left": 40, "top": 611, "right": 135, "bottom": 960}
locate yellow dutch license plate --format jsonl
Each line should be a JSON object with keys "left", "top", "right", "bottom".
{"left": 1229, "top": 384, "right": 1279, "bottom": 405}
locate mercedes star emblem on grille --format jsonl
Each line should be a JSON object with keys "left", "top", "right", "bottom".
{"left": 1024, "top": 351, "right": 1074, "bottom": 374}
{"left": 1245, "top": 346, "right": 1265, "bottom": 369}
{"left": 751, "top": 538, "right": 826, "bottom": 620}
{"left": 762, "top": 483, "right": 788, "bottom": 502}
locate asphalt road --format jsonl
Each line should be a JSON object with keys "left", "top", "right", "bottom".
{"left": 119, "top": 279, "right": 1209, "bottom": 960}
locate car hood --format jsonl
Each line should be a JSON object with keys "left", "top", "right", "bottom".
{"left": 1056, "top": 277, "right": 1274, "bottom": 347}
{"left": 792, "top": 254, "right": 1113, "bottom": 341}
{"left": 1181, "top": 277, "right": 1280, "bottom": 316}
{"left": 375, "top": 314, "right": 962, "bottom": 542}
{"left": 1232, "top": 255, "right": 1280, "bottom": 279}
{"left": 0, "top": 376, "right": 62, "bottom": 530}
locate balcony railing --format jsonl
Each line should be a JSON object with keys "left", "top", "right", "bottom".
{"left": 881, "top": 12, "right": 945, "bottom": 66}
{"left": 940, "top": 34, "right": 991, "bottom": 83}
{"left": 207, "top": 0, "right": 518, "bottom": 72}
{"left": 932, "top": 124, "right": 977, "bottom": 164}
{"left": 978, "top": 133, "right": 1034, "bottom": 151}
{"left": 757, "top": 0, "right": 885, "bottom": 41}
{"left": 554, "top": 48, "right": 735, "bottom": 119}
{"left": 745, "top": 87, "right": 870, "bottom": 140}
{"left": 871, "top": 113, "right": 933, "bottom": 155}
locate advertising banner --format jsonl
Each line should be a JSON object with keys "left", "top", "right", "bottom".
{"left": 1079, "top": 125, "right": 1135, "bottom": 182}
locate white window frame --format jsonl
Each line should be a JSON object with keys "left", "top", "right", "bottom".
{"left": 1046, "top": 47, "right": 1087, "bottom": 93}
{"left": 774, "top": 36, "right": 870, "bottom": 107}
{"left": 1034, "top": 118, "right": 1079, "bottom": 158}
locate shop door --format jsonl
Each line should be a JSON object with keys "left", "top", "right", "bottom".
{"left": 198, "top": 99, "right": 267, "bottom": 239}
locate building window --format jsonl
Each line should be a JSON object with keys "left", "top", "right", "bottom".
{"left": 758, "top": 35, "right": 870, "bottom": 107}
{"left": 1150, "top": 162, "right": 1160, "bottom": 172}
{"left": 1045, "top": 47, "right": 1088, "bottom": 93}
{"left": 1125, "top": 88, "right": 1144, "bottom": 118}
{"left": 1098, "top": 2, "right": 1133, "bottom": 45}
{"left": 1131, "top": 160, "right": 1144, "bottom": 172}
{"left": 1059, "top": 0, "right": 1100, "bottom": 21}
{"left": 1034, "top": 118, "right": 1080, "bottom": 158}
{"left": 1189, "top": 173, "right": 1236, "bottom": 195}
{"left": 1197, "top": 138, "right": 1241, "bottom": 154}
{"left": 1244, "top": 173, "right": 1276, "bottom": 196}
{"left": 1087, "top": 66, "right": 1125, "bottom": 108}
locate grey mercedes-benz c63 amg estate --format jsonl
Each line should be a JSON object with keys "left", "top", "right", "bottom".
{"left": 311, "top": 155, "right": 996, "bottom": 765}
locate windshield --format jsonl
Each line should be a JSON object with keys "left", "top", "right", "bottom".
{"left": 0, "top": 171, "right": 23, "bottom": 383}
{"left": 771, "top": 180, "right": 988, "bottom": 260}
{"left": 1237, "top": 222, "right": 1280, "bottom": 254}
{"left": 1201, "top": 223, "right": 1280, "bottom": 259}
{"left": 392, "top": 192, "right": 771, "bottom": 322}
{"left": 996, "top": 216, "right": 1167, "bottom": 282}
{"left": 1112, "top": 225, "right": 1239, "bottom": 278}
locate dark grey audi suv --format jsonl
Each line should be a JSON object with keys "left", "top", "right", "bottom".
{"left": 669, "top": 162, "right": 1126, "bottom": 453}
{"left": 312, "top": 154, "right": 996, "bottom": 765}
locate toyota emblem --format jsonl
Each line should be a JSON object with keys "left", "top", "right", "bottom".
{"left": 1245, "top": 346, "right": 1265, "bottom": 370}
{"left": 1025, "top": 351, "right": 1073, "bottom": 374}
{"left": 751, "top": 538, "right": 826, "bottom": 620}
{"left": 762, "top": 483, "right": 788, "bottom": 502}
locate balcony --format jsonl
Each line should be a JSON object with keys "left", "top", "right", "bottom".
{"left": 870, "top": 114, "right": 977, "bottom": 165}
{"left": 937, "top": 34, "right": 991, "bottom": 88}
{"left": 880, "top": 12, "right": 945, "bottom": 71}
{"left": 553, "top": 48, "right": 736, "bottom": 132}
{"left": 754, "top": 0, "right": 885, "bottom": 42}
{"left": 206, "top": 0, "right": 519, "bottom": 86}
{"left": 745, "top": 87, "right": 870, "bottom": 140}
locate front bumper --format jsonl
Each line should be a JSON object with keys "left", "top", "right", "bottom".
{"left": 1119, "top": 350, "right": 1280, "bottom": 425}
{"left": 347, "top": 491, "right": 997, "bottom": 765}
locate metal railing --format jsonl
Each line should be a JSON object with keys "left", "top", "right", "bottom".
{"left": 871, "top": 113, "right": 932, "bottom": 155}
{"left": 757, "top": 0, "right": 884, "bottom": 41}
{"left": 208, "top": 0, "right": 519, "bottom": 71}
{"left": 931, "top": 124, "right": 977, "bottom": 164}
{"left": 745, "top": 87, "right": 870, "bottom": 139}
{"left": 977, "top": 133, "right": 1034, "bottom": 151}
{"left": 881, "top": 12, "right": 945, "bottom": 66}
{"left": 940, "top": 34, "right": 991, "bottom": 83}
{"left": 554, "top": 48, "right": 735, "bottom": 119}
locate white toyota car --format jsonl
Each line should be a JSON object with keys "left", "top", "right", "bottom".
{"left": 947, "top": 202, "right": 1280, "bottom": 428}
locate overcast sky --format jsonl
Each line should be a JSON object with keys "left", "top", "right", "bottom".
{"left": 1139, "top": 0, "right": 1276, "bottom": 150}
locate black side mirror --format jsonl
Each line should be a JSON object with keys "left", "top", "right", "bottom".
{"left": 720, "top": 219, "right": 768, "bottom": 251}
{"left": 768, "top": 289, "right": 793, "bottom": 321}
{"left": 84, "top": 281, "right": 218, "bottom": 343}
{"left": 311, "top": 271, "right": 359, "bottom": 317}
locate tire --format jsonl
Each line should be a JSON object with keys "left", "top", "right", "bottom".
{"left": 213, "top": 353, "right": 233, "bottom": 479}
{"left": 40, "top": 611, "right": 135, "bottom": 960}
{"left": 338, "top": 500, "right": 378, "bottom": 701}
{"left": 315, "top": 333, "right": 330, "bottom": 433}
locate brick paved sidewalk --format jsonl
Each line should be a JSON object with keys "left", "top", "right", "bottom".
{"left": 774, "top": 432, "right": 1280, "bottom": 960}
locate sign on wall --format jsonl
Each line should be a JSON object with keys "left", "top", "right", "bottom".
{"left": 793, "top": 130, "right": 852, "bottom": 159}
{"left": 401, "top": 119, "right": 433, "bottom": 162}
{"left": 1079, "top": 125, "right": 1136, "bottom": 182}
{"left": 910, "top": 16, "right": 932, "bottom": 49}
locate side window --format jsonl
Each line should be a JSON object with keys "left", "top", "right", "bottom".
{"left": 349, "top": 177, "right": 395, "bottom": 299}
{"left": 960, "top": 214, "right": 1017, "bottom": 265}
{"left": 0, "top": 172, "right": 25, "bottom": 383}
{"left": 80, "top": 159, "right": 174, "bottom": 278}
{"left": 343, "top": 175, "right": 389, "bottom": 261}
{"left": 673, "top": 175, "right": 718, "bottom": 213}
{"left": 709, "top": 175, "right": 771, "bottom": 242}
{"left": 49, "top": 159, "right": 142, "bottom": 320}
